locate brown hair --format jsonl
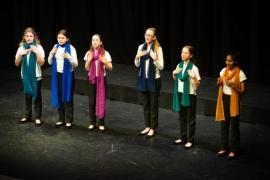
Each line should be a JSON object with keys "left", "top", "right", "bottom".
{"left": 183, "top": 45, "right": 196, "bottom": 63}
{"left": 57, "top": 29, "right": 70, "bottom": 43}
{"left": 90, "top": 33, "right": 105, "bottom": 55}
{"left": 19, "top": 27, "right": 41, "bottom": 46}
{"left": 183, "top": 45, "right": 194, "bottom": 56}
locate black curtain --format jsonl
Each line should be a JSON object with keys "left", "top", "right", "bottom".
{"left": 3, "top": 0, "right": 269, "bottom": 84}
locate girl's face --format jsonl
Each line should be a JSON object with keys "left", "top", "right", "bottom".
{"left": 24, "top": 32, "right": 35, "bottom": 44}
{"left": 92, "top": 35, "right": 102, "bottom": 49}
{"left": 181, "top": 47, "right": 192, "bottom": 61}
{"left": 144, "top": 29, "right": 156, "bottom": 44}
{"left": 57, "top": 34, "right": 68, "bottom": 45}
{"left": 226, "top": 55, "right": 235, "bottom": 69}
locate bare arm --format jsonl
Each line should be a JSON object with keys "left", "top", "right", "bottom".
{"left": 15, "top": 54, "right": 23, "bottom": 67}
{"left": 231, "top": 81, "right": 246, "bottom": 94}
{"left": 224, "top": 79, "right": 246, "bottom": 94}
{"left": 172, "top": 66, "right": 181, "bottom": 80}
{"left": 104, "top": 61, "right": 113, "bottom": 71}
{"left": 48, "top": 47, "right": 57, "bottom": 65}
{"left": 85, "top": 51, "right": 93, "bottom": 71}
{"left": 192, "top": 76, "right": 200, "bottom": 88}
{"left": 99, "top": 54, "right": 113, "bottom": 71}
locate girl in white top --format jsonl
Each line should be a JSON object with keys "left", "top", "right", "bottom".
{"left": 134, "top": 27, "right": 164, "bottom": 137}
{"left": 172, "top": 45, "right": 201, "bottom": 148}
{"left": 48, "top": 29, "right": 78, "bottom": 128}
{"left": 15, "top": 27, "right": 45, "bottom": 126}
{"left": 84, "top": 34, "right": 112, "bottom": 132}
{"left": 216, "top": 52, "right": 247, "bottom": 159}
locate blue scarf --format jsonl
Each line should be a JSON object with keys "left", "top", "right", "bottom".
{"left": 137, "top": 43, "right": 155, "bottom": 92}
{"left": 172, "top": 61, "right": 193, "bottom": 112}
{"left": 51, "top": 43, "right": 72, "bottom": 108}
{"left": 21, "top": 41, "right": 37, "bottom": 99}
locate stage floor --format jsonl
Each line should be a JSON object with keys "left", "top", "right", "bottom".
{"left": 1, "top": 64, "right": 270, "bottom": 179}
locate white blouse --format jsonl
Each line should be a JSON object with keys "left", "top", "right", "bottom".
{"left": 48, "top": 44, "right": 78, "bottom": 73}
{"left": 220, "top": 67, "right": 247, "bottom": 95}
{"left": 177, "top": 62, "right": 201, "bottom": 95}
{"left": 84, "top": 50, "right": 112, "bottom": 76}
{"left": 15, "top": 44, "right": 45, "bottom": 80}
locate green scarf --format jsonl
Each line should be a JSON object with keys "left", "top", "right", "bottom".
{"left": 21, "top": 41, "right": 37, "bottom": 99}
{"left": 172, "top": 61, "right": 193, "bottom": 112}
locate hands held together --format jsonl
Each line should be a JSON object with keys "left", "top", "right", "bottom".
{"left": 136, "top": 50, "right": 157, "bottom": 61}
{"left": 86, "top": 51, "right": 107, "bottom": 64}
{"left": 20, "top": 45, "right": 38, "bottom": 55}
{"left": 217, "top": 77, "right": 233, "bottom": 88}
{"left": 49, "top": 47, "right": 71, "bottom": 60}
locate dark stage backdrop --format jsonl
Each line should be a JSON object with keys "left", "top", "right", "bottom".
{"left": 2, "top": 0, "right": 269, "bottom": 84}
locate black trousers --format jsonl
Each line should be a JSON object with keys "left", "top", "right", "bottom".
{"left": 57, "top": 72, "right": 74, "bottom": 123}
{"left": 25, "top": 80, "right": 42, "bottom": 120}
{"left": 220, "top": 94, "right": 240, "bottom": 153}
{"left": 139, "top": 78, "right": 161, "bottom": 130}
{"left": 178, "top": 93, "right": 196, "bottom": 143}
{"left": 88, "top": 77, "right": 107, "bottom": 126}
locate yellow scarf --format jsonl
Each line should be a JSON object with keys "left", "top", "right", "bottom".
{"left": 215, "top": 66, "right": 241, "bottom": 121}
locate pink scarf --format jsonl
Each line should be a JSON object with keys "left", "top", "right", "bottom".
{"left": 88, "top": 49, "right": 105, "bottom": 119}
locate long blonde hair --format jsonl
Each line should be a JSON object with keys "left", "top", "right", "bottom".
{"left": 19, "top": 27, "right": 41, "bottom": 46}
{"left": 147, "top": 27, "right": 160, "bottom": 53}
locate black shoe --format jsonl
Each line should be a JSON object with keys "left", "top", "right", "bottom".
{"left": 55, "top": 121, "right": 64, "bottom": 127}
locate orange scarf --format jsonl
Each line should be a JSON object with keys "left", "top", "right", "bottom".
{"left": 215, "top": 66, "right": 241, "bottom": 121}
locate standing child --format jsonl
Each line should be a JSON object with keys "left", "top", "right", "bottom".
{"left": 215, "top": 52, "right": 247, "bottom": 159}
{"left": 134, "top": 27, "right": 164, "bottom": 137}
{"left": 48, "top": 29, "right": 78, "bottom": 128}
{"left": 84, "top": 34, "right": 113, "bottom": 132}
{"left": 172, "top": 45, "right": 201, "bottom": 148}
{"left": 15, "top": 27, "right": 45, "bottom": 126}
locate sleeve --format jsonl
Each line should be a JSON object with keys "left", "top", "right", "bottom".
{"left": 48, "top": 44, "right": 58, "bottom": 65}
{"left": 194, "top": 66, "right": 201, "bottom": 81}
{"left": 153, "top": 46, "right": 164, "bottom": 70}
{"left": 239, "top": 70, "right": 247, "bottom": 82}
{"left": 15, "top": 47, "right": 23, "bottom": 59}
{"left": 37, "top": 45, "right": 45, "bottom": 58}
{"left": 84, "top": 51, "right": 89, "bottom": 61}
{"left": 134, "top": 44, "right": 143, "bottom": 67}
{"left": 48, "top": 54, "right": 53, "bottom": 65}
{"left": 219, "top": 68, "right": 226, "bottom": 77}
{"left": 105, "top": 51, "right": 112, "bottom": 62}
{"left": 69, "top": 45, "right": 78, "bottom": 68}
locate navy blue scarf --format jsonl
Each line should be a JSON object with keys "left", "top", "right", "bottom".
{"left": 137, "top": 43, "right": 155, "bottom": 92}
{"left": 51, "top": 43, "right": 72, "bottom": 108}
{"left": 21, "top": 41, "right": 37, "bottom": 99}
